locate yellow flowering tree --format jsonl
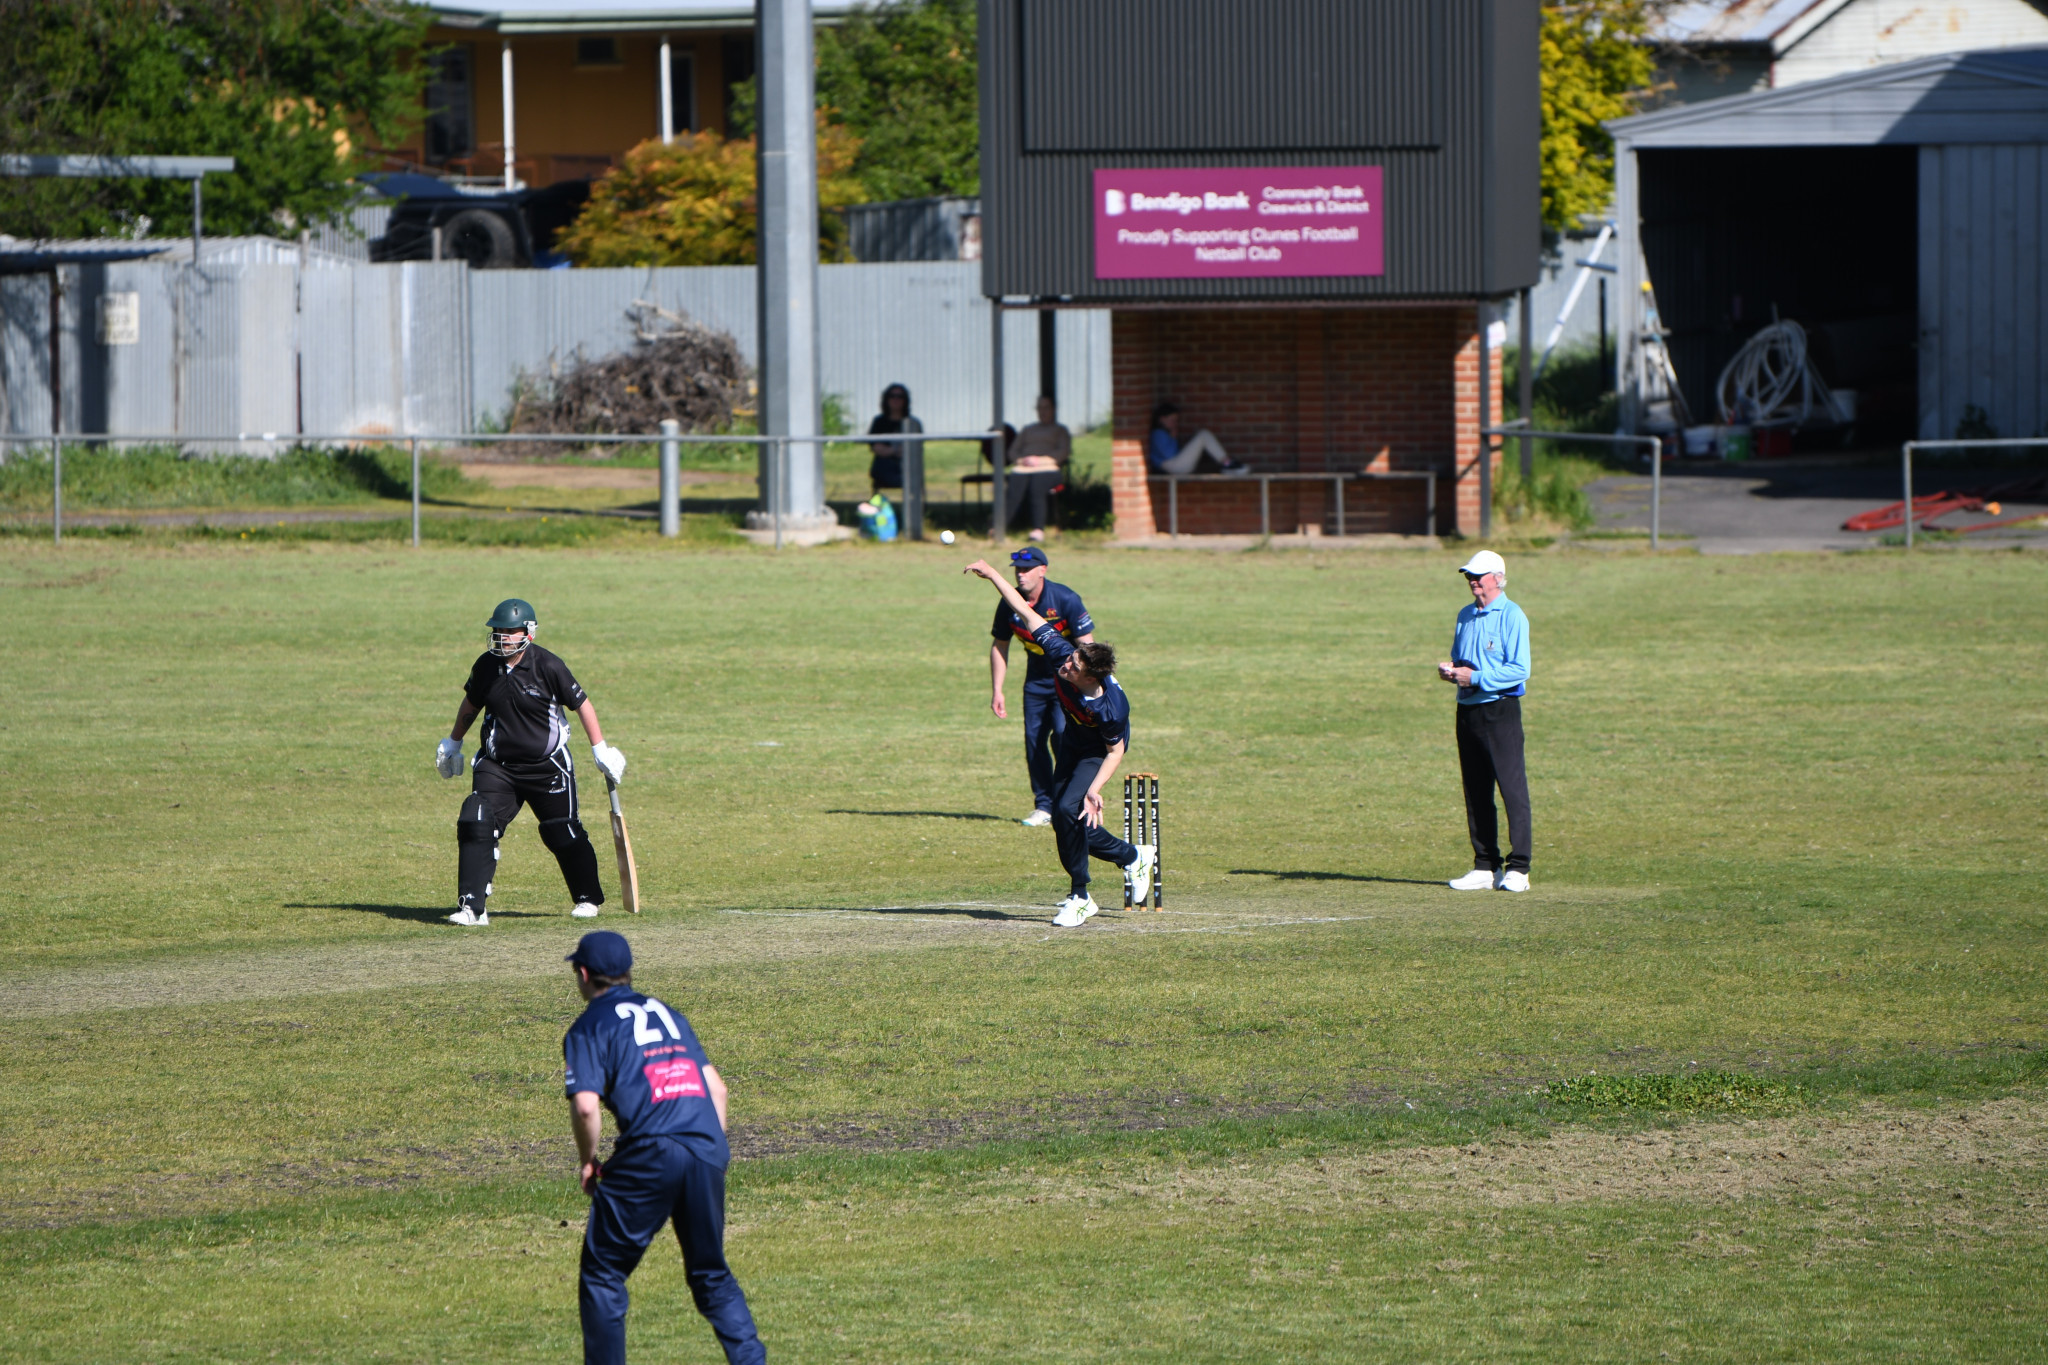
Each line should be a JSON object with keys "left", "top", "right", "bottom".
{"left": 557, "top": 118, "right": 866, "bottom": 267}
{"left": 1540, "top": 1, "right": 1661, "bottom": 232}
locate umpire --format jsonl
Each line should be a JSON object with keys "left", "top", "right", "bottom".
{"left": 563, "top": 931, "right": 766, "bottom": 1365}
{"left": 437, "top": 598, "right": 627, "bottom": 925}
{"left": 1437, "top": 551, "right": 1533, "bottom": 892}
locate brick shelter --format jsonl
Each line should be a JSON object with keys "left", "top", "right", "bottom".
{"left": 1109, "top": 305, "right": 1502, "bottom": 540}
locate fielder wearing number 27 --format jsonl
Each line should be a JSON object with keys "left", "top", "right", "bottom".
{"left": 436, "top": 598, "right": 629, "bottom": 926}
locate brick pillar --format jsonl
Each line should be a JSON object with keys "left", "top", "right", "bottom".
{"left": 1111, "top": 311, "right": 1157, "bottom": 540}
{"left": 1449, "top": 303, "right": 1499, "bottom": 537}
{"left": 1294, "top": 310, "right": 1328, "bottom": 533}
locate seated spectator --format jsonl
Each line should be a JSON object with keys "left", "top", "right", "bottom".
{"left": 867, "top": 383, "right": 923, "bottom": 494}
{"left": 1003, "top": 395, "right": 1070, "bottom": 542}
{"left": 1147, "top": 401, "right": 1249, "bottom": 476}
{"left": 980, "top": 422, "right": 1020, "bottom": 470}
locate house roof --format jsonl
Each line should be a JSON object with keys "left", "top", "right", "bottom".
{"left": 1654, "top": 0, "right": 1853, "bottom": 54}
{"left": 430, "top": 0, "right": 861, "bottom": 31}
{"left": 1609, "top": 44, "right": 2048, "bottom": 146}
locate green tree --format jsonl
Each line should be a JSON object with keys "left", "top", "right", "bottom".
{"left": 734, "top": 0, "right": 978, "bottom": 203}
{"left": 1539, "top": 0, "right": 1660, "bottom": 233}
{"left": 556, "top": 120, "right": 867, "bottom": 267}
{"left": 0, "top": 0, "right": 430, "bottom": 241}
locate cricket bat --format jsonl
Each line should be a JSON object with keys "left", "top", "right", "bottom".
{"left": 604, "top": 774, "right": 641, "bottom": 914}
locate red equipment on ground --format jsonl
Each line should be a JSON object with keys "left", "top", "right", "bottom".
{"left": 1843, "top": 476, "right": 2048, "bottom": 535}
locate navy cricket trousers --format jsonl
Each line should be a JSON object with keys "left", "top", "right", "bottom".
{"left": 580, "top": 1135, "right": 765, "bottom": 1365}
{"left": 1019, "top": 679, "right": 1065, "bottom": 814}
{"left": 1050, "top": 750, "right": 1138, "bottom": 896}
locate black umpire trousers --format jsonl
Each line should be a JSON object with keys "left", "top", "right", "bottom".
{"left": 1455, "top": 697, "right": 1532, "bottom": 874}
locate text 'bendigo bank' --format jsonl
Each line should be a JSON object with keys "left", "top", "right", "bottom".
{"left": 1094, "top": 167, "right": 1384, "bottom": 280}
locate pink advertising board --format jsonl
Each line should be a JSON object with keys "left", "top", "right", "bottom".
{"left": 1093, "top": 166, "right": 1384, "bottom": 280}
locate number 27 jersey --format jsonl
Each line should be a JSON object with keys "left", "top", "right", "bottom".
{"left": 563, "top": 986, "right": 729, "bottom": 1166}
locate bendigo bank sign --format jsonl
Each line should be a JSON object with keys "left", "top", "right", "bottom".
{"left": 1093, "top": 166, "right": 1384, "bottom": 280}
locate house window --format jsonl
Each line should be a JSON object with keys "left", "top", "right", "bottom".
{"left": 424, "top": 46, "right": 472, "bottom": 163}
{"left": 576, "top": 36, "right": 621, "bottom": 66}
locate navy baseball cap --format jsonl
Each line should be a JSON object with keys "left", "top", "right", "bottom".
{"left": 567, "top": 930, "right": 632, "bottom": 976}
{"left": 1009, "top": 546, "right": 1049, "bottom": 569}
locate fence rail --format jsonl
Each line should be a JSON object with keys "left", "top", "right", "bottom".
{"left": 0, "top": 428, "right": 1011, "bottom": 549}
{"left": 1898, "top": 437, "right": 2048, "bottom": 549}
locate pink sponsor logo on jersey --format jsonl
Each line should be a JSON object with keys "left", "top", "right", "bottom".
{"left": 643, "top": 1056, "right": 707, "bottom": 1102}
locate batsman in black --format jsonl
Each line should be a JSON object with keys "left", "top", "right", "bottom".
{"left": 438, "top": 598, "right": 629, "bottom": 926}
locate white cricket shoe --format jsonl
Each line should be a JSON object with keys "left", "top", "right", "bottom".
{"left": 447, "top": 908, "right": 488, "bottom": 926}
{"left": 1051, "top": 893, "right": 1100, "bottom": 927}
{"left": 1021, "top": 809, "right": 1053, "bottom": 828}
{"left": 1497, "top": 871, "right": 1530, "bottom": 893}
{"left": 1125, "top": 845, "right": 1157, "bottom": 904}
{"left": 1448, "top": 869, "right": 1499, "bottom": 891}
{"left": 572, "top": 902, "right": 601, "bottom": 919}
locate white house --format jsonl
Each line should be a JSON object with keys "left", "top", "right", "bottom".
{"left": 1655, "top": 0, "right": 2048, "bottom": 104}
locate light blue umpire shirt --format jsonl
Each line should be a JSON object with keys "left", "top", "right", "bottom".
{"left": 1452, "top": 593, "right": 1531, "bottom": 705}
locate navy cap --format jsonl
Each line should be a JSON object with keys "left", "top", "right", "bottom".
{"left": 1009, "top": 546, "right": 1049, "bottom": 570}
{"left": 566, "top": 930, "right": 632, "bottom": 976}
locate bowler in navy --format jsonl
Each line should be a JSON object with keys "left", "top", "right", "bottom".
{"left": 562, "top": 931, "right": 765, "bottom": 1365}
{"left": 967, "top": 559, "right": 1154, "bottom": 927}
{"left": 988, "top": 545, "right": 1096, "bottom": 824}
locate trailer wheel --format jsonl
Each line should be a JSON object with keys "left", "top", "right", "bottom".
{"left": 442, "top": 208, "right": 519, "bottom": 268}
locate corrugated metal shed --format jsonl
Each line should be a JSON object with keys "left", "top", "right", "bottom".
{"left": 1610, "top": 46, "right": 2048, "bottom": 440}
{"left": 978, "top": 0, "right": 1540, "bottom": 302}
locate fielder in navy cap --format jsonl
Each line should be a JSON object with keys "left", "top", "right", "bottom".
{"left": 986, "top": 545, "right": 1098, "bottom": 827}
{"left": 561, "top": 934, "right": 765, "bottom": 1364}
{"left": 565, "top": 930, "right": 633, "bottom": 977}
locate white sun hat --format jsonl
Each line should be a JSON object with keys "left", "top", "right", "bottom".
{"left": 1457, "top": 549, "right": 1506, "bottom": 578}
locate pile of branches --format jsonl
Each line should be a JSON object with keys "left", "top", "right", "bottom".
{"left": 508, "top": 301, "right": 749, "bottom": 438}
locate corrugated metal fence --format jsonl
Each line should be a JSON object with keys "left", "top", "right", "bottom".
{"left": 1, "top": 259, "right": 1110, "bottom": 442}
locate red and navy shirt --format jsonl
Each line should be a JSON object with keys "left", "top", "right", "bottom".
{"left": 992, "top": 580, "right": 1094, "bottom": 684}
{"left": 1031, "top": 623, "right": 1130, "bottom": 759}
{"left": 563, "top": 986, "right": 728, "bottom": 1166}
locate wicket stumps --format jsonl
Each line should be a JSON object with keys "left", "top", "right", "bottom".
{"left": 1122, "top": 772, "right": 1162, "bottom": 910}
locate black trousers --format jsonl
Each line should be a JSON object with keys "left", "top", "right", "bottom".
{"left": 1002, "top": 470, "right": 1060, "bottom": 533}
{"left": 460, "top": 752, "right": 605, "bottom": 912}
{"left": 1051, "top": 750, "right": 1138, "bottom": 896}
{"left": 1455, "top": 697, "right": 1532, "bottom": 874}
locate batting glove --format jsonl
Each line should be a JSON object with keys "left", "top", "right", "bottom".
{"left": 592, "top": 742, "right": 627, "bottom": 785}
{"left": 435, "top": 738, "right": 464, "bottom": 779}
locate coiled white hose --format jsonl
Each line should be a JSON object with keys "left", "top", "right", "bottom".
{"left": 1714, "top": 319, "right": 1835, "bottom": 425}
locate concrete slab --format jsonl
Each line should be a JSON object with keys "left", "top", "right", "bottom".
{"left": 1587, "top": 456, "right": 2048, "bottom": 554}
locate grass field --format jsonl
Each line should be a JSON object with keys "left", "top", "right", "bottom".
{"left": 1, "top": 538, "right": 2043, "bottom": 1362}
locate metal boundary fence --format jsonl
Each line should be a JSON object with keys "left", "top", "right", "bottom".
{"left": 1481, "top": 426, "right": 1664, "bottom": 548}
{"left": 1898, "top": 437, "right": 2048, "bottom": 550}
{"left": 0, "top": 429, "right": 1013, "bottom": 550}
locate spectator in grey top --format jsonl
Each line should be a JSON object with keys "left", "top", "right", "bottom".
{"left": 1003, "top": 395, "right": 1071, "bottom": 542}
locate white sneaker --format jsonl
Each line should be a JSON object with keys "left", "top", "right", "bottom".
{"left": 1021, "top": 809, "right": 1053, "bottom": 828}
{"left": 447, "top": 908, "right": 487, "bottom": 926}
{"left": 1448, "top": 869, "right": 1499, "bottom": 891}
{"left": 1125, "top": 845, "right": 1156, "bottom": 903}
{"left": 1051, "top": 893, "right": 1100, "bottom": 927}
{"left": 1497, "top": 871, "right": 1530, "bottom": 893}
{"left": 571, "top": 902, "right": 600, "bottom": 919}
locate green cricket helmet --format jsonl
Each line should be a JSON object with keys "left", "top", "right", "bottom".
{"left": 487, "top": 598, "right": 537, "bottom": 656}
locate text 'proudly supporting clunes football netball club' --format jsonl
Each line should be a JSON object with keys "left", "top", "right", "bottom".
{"left": 1093, "top": 166, "right": 1385, "bottom": 280}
